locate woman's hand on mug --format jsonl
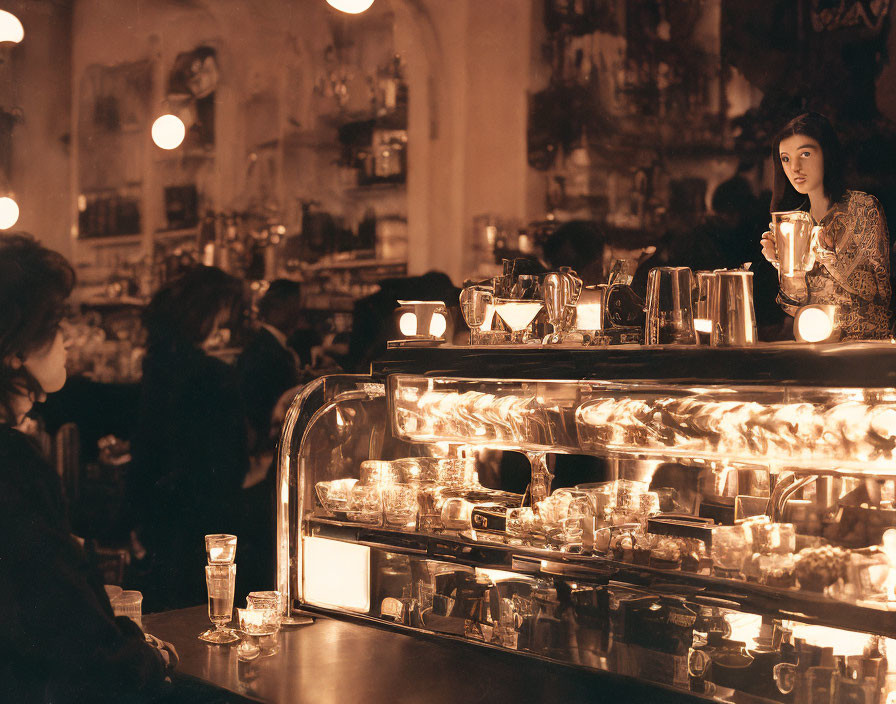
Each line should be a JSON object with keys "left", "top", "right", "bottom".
{"left": 760, "top": 225, "right": 778, "bottom": 267}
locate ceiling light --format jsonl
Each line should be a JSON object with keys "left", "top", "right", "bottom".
{"left": 0, "top": 10, "right": 24, "bottom": 44}
{"left": 326, "top": 0, "right": 375, "bottom": 14}
{"left": 0, "top": 196, "right": 19, "bottom": 229}
{"left": 152, "top": 114, "right": 186, "bottom": 150}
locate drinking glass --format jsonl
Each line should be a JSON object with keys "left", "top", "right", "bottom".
{"left": 247, "top": 590, "right": 285, "bottom": 616}
{"left": 436, "top": 457, "right": 477, "bottom": 487}
{"left": 346, "top": 484, "right": 383, "bottom": 524}
{"left": 237, "top": 607, "right": 280, "bottom": 658}
{"left": 711, "top": 525, "right": 752, "bottom": 579}
{"left": 199, "top": 563, "right": 239, "bottom": 643}
{"left": 391, "top": 457, "right": 441, "bottom": 485}
{"left": 111, "top": 590, "right": 143, "bottom": 629}
{"left": 382, "top": 483, "right": 418, "bottom": 529}
{"left": 494, "top": 298, "right": 543, "bottom": 344}
{"left": 205, "top": 534, "right": 237, "bottom": 565}
{"left": 359, "top": 460, "right": 400, "bottom": 486}
{"left": 315, "top": 478, "right": 358, "bottom": 514}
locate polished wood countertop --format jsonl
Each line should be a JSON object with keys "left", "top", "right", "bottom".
{"left": 144, "top": 606, "right": 701, "bottom": 704}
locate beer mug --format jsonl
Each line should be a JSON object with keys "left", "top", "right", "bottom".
{"left": 645, "top": 267, "right": 697, "bottom": 345}
{"left": 771, "top": 210, "right": 820, "bottom": 278}
{"left": 710, "top": 270, "right": 757, "bottom": 347}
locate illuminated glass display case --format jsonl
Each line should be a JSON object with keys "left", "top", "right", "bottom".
{"left": 276, "top": 344, "right": 896, "bottom": 703}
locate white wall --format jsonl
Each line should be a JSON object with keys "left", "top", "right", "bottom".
{"left": 3, "top": 0, "right": 72, "bottom": 258}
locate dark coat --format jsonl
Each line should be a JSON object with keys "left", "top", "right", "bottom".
{"left": 0, "top": 425, "right": 167, "bottom": 703}
{"left": 130, "top": 342, "right": 249, "bottom": 611}
{"left": 236, "top": 326, "right": 301, "bottom": 456}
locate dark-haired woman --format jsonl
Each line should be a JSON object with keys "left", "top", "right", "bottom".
{"left": 0, "top": 234, "right": 177, "bottom": 703}
{"left": 760, "top": 112, "right": 891, "bottom": 339}
{"left": 130, "top": 266, "right": 250, "bottom": 611}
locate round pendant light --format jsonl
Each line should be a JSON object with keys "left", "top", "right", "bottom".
{"left": 0, "top": 10, "right": 24, "bottom": 44}
{"left": 326, "top": 0, "right": 375, "bottom": 14}
{"left": 151, "top": 114, "right": 187, "bottom": 150}
{"left": 0, "top": 196, "right": 20, "bottom": 229}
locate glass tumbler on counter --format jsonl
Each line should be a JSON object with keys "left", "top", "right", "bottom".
{"left": 237, "top": 607, "right": 280, "bottom": 658}
{"left": 247, "top": 590, "right": 285, "bottom": 615}
{"left": 111, "top": 590, "right": 143, "bottom": 629}
{"left": 200, "top": 563, "right": 238, "bottom": 643}
{"left": 205, "top": 534, "right": 237, "bottom": 565}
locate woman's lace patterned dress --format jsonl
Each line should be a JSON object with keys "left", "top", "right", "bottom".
{"left": 780, "top": 190, "right": 892, "bottom": 340}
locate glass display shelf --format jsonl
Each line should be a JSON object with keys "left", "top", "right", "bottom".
{"left": 391, "top": 375, "right": 896, "bottom": 477}
{"left": 305, "top": 514, "right": 896, "bottom": 640}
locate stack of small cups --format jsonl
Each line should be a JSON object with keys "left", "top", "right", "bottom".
{"left": 199, "top": 534, "right": 239, "bottom": 644}
{"left": 236, "top": 590, "right": 283, "bottom": 660}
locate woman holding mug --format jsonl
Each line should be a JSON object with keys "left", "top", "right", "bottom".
{"left": 760, "top": 112, "right": 891, "bottom": 339}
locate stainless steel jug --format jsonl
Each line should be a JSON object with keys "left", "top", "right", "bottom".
{"left": 771, "top": 210, "right": 819, "bottom": 279}
{"left": 710, "top": 270, "right": 757, "bottom": 347}
{"left": 645, "top": 266, "right": 697, "bottom": 345}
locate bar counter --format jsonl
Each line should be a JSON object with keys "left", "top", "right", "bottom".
{"left": 144, "top": 606, "right": 700, "bottom": 704}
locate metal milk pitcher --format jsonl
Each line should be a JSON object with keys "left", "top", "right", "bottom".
{"left": 710, "top": 270, "right": 757, "bottom": 347}
{"left": 645, "top": 266, "right": 698, "bottom": 345}
{"left": 771, "top": 210, "right": 819, "bottom": 279}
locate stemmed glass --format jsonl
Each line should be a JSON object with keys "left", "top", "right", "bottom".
{"left": 199, "top": 563, "right": 239, "bottom": 643}
{"left": 494, "top": 298, "right": 543, "bottom": 344}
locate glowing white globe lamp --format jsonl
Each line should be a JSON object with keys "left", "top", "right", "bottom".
{"left": 0, "top": 196, "right": 19, "bottom": 229}
{"left": 151, "top": 114, "right": 186, "bottom": 150}
{"left": 326, "top": 0, "right": 375, "bottom": 13}
{"left": 794, "top": 304, "right": 838, "bottom": 343}
{"left": 0, "top": 10, "right": 24, "bottom": 44}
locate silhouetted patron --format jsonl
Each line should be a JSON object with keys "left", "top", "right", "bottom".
{"left": 130, "top": 266, "right": 249, "bottom": 611}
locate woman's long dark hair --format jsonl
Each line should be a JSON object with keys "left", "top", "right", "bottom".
{"left": 142, "top": 265, "right": 243, "bottom": 352}
{"left": 770, "top": 112, "right": 846, "bottom": 213}
{"left": 0, "top": 234, "right": 75, "bottom": 423}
